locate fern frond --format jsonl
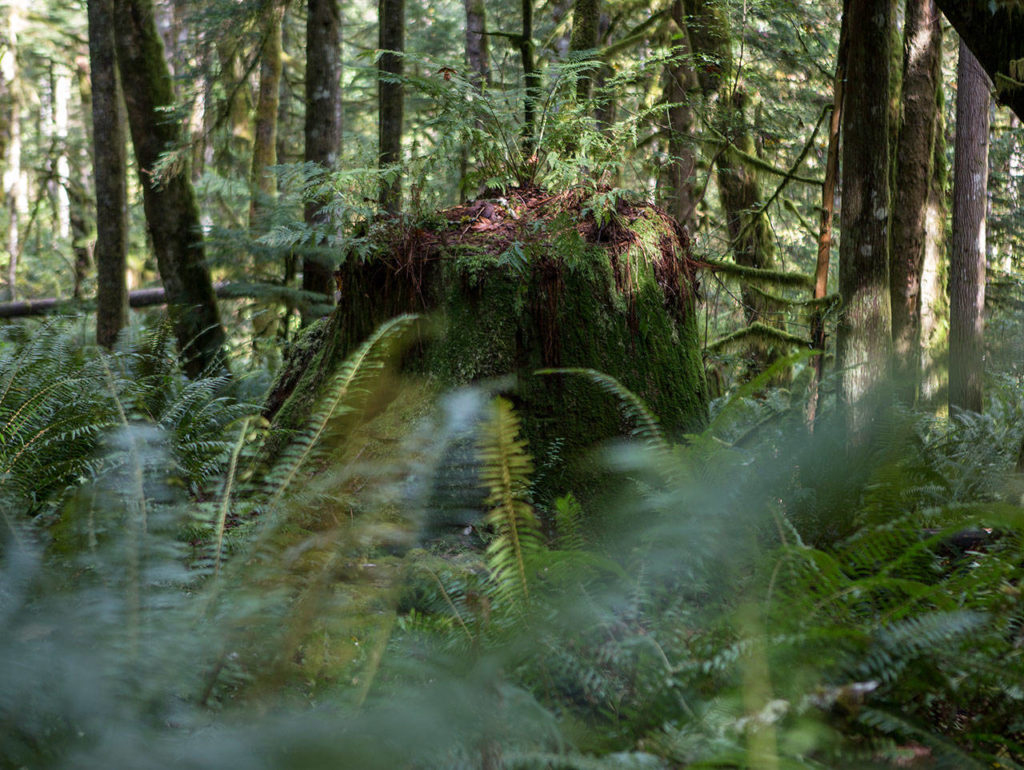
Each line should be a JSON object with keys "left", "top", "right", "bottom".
{"left": 537, "top": 367, "right": 666, "bottom": 449}
{"left": 554, "top": 492, "right": 585, "bottom": 552}
{"left": 479, "top": 397, "right": 542, "bottom": 607}
{"left": 263, "top": 314, "right": 417, "bottom": 513}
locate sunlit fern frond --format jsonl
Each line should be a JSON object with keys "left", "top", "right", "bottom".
{"left": 479, "top": 396, "right": 542, "bottom": 608}
{"left": 554, "top": 492, "right": 585, "bottom": 552}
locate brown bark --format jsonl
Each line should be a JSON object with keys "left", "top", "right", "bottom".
{"left": 89, "top": 0, "right": 130, "bottom": 347}
{"left": 836, "top": 0, "right": 895, "bottom": 435}
{"left": 112, "top": 0, "right": 226, "bottom": 377}
{"left": 378, "top": 0, "right": 404, "bottom": 213}
{"left": 249, "top": 1, "right": 284, "bottom": 229}
{"left": 302, "top": 0, "right": 342, "bottom": 318}
{"left": 890, "top": 0, "right": 943, "bottom": 402}
{"left": 948, "top": 40, "right": 990, "bottom": 414}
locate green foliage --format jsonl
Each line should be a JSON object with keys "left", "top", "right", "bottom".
{"left": 6, "top": 315, "right": 1024, "bottom": 767}
{"left": 478, "top": 396, "right": 543, "bottom": 607}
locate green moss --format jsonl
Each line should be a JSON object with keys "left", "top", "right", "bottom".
{"left": 268, "top": 192, "right": 709, "bottom": 501}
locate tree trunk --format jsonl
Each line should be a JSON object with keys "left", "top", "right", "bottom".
{"left": 714, "top": 89, "right": 786, "bottom": 377}
{"left": 460, "top": 0, "right": 490, "bottom": 200}
{"left": 836, "top": 0, "right": 895, "bottom": 436}
{"left": 569, "top": 0, "right": 599, "bottom": 102}
{"left": 52, "top": 65, "right": 72, "bottom": 241}
{"left": 918, "top": 123, "right": 948, "bottom": 405}
{"left": 378, "top": 0, "right": 404, "bottom": 213}
{"left": 807, "top": 7, "right": 847, "bottom": 428}
{"left": 890, "top": 0, "right": 943, "bottom": 402}
{"left": 933, "top": 0, "right": 1024, "bottom": 122}
{"left": 302, "top": 0, "right": 342, "bottom": 319}
{"left": 520, "top": 0, "right": 539, "bottom": 157}
{"left": 89, "top": 0, "right": 130, "bottom": 346}
{"left": 687, "top": 0, "right": 785, "bottom": 378}
{"left": 249, "top": 0, "right": 284, "bottom": 229}
{"left": 112, "top": 0, "right": 226, "bottom": 377}
{"left": 2, "top": 0, "right": 25, "bottom": 302}
{"left": 215, "top": 40, "right": 254, "bottom": 177}
{"left": 464, "top": 0, "right": 490, "bottom": 88}
{"left": 948, "top": 40, "right": 990, "bottom": 414}
{"left": 662, "top": 0, "right": 699, "bottom": 233}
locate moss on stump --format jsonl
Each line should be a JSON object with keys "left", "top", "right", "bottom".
{"left": 266, "top": 187, "right": 709, "bottom": 489}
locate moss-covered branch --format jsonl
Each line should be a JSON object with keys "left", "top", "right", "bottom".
{"left": 701, "top": 259, "right": 813, "bottom": 290}
{"left": 708, "top": 322, "right": 812, "bottom": 354}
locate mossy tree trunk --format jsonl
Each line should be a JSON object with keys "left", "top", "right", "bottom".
{"left": 687, "top": 0, "right": 787, "bottom": 377}
{"left": 89, "top": 0, "right": 129, "bottom": 347}
{"left": 112, "top": 0, "right": 226, "bottom": 377}
{"left": 249, "top": 0, "right": 284, "bottom": 230}
{"left": 378, "top": 0, "right": 404, "bottom": 213}
{"left": 948, "top": 41, "right": 991, "bottom": 414}
{"left": 214, "top": 39, "right": 253, "bottom": 177}
{"left": 918, "top": 125, "right": 948, "bottom": 405}
{"left": 661, "top": 0, "right": 699, "bottom": 234}
{"left": 569, "top": 0, "right": 599, "bottom": 102}
{"left": 890, "top": 0, "right": 943, "bottom": 403}
{"left": 520, "top": 0, "right": 540, "bottom": 157}
{"left": 302, "top": 0, "right": 342, "bottom": 321}
{"left": 836, "top": 0, "right": 895, "bottom": 436}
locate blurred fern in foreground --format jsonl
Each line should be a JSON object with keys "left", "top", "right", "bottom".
{"left": 4, "top": 320, "right": 1024, "bottom": 768}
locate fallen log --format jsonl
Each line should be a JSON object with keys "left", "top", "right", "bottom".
{"left": 0, "top": 283, "right": 242, "bottom": 319}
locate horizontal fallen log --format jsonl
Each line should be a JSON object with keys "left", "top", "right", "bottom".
{"left": 0, "top": 284, "right": 243, "bottom": 319}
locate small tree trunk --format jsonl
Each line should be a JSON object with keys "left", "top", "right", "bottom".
{"left": 378, "top": 0, "right": 404, "bottom": 213}
{"left": 662, "top": 0, "right": 699, "bottom": 233}
{"left": 918, "top": 124, "right": 948, "bottom": 405}
{"left": 890, "top": 0, "right": 943, "bottom": 403}
{"left": 836, "top": 0, "right": 895, "bottom": 437}
{"left": 714, "top": 89, "right": 787, "bottom": 377}
{"left": 464, "top": 0, "right": 490, "bottom": 88}
{"left": 2, "top": 0, "right": 25, "bottom": 301}
{"left": 215, "top": 41, "right": 254, "bottom": 177}
{"left": 89, "top": 0, "right": 130, "bottom": 346}
{"left": 249, "top": 1, "right": 284, "bottom": 229}
{"left": 302, "top": 0, "right": 342, "bottom": 320}
{"left": 806, "top": 8, "right": 847, "bottom": 428}
{"left": 948, "top": 40, "right": 990, "bottom": 414}
{"left": 520, "top": 0, "right": 539, "bottom": 158}
{"left": 113, "top": 0, "right": 226, "bottom": 376}
{"left": 569, "top": 0, "right": 599, "bottom": 102}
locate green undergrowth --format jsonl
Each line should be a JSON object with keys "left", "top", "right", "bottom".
{"left": 3, "top": 322, "right": 1024, "bottom": 768}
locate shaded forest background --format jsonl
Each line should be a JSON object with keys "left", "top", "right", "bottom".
{"left": 2, "top": 0, "right": 1024, "bottom": 768}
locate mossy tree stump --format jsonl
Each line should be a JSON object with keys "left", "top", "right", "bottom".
{"left": 266, "top": 187, "right": 709, "bottom": 494}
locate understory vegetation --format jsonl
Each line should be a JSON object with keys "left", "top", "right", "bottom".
{"left": 3, "top": 317, "right": 1024, "bottom": 769}
{"left": 2, "top": 0, "right": 1024, "bottom": 766}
